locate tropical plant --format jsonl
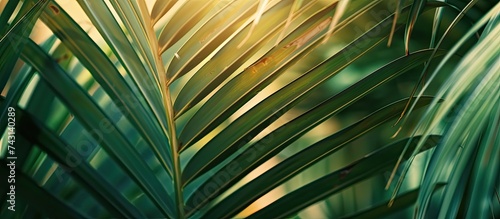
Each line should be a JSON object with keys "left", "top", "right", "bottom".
{"left": 0, "top": 0, "right": 498, "bottom": 218}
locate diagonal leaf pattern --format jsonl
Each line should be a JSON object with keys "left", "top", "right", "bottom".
{"left": 248, "top": 135, "right": 442, "bottom": 219}
{"left": 1, "top": 0, "right": 498, "bottom": 218}
{"left": 183, "top": 50, "right": 446, "bottom": 212}
{"left": 1, "top": 96, "right": 146, "bottom": 218}
{"left": 21, "top": 40, "right": 174, "bottom": 218}
{"left": 200, "top": 97, "right": 436, "bottom": 218}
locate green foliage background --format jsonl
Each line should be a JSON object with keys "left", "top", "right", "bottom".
{"left": 0, "top": 0, "right": 498, "bottom": 218}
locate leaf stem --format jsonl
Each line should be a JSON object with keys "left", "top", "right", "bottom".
{"left": 163, "top": 86, "right": 185, "bottom": 219}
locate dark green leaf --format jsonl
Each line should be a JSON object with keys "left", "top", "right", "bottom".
{"left": 199, "top": 97, "right": 436, "bottom": 218}
{"left": 465, "top": 102, "right": 500, "bottom": 218}
{"left": 248, "top": 136, "right": 442, "bottom": 219}
{"left": 340, "top": 183, "right": 446, "bottom": 219}
{"left": 76, "top": 0, "right": 173, "bottom": 177}
{"left": 0, "top": 160, "right": 85, "bottom": 218}
{"left": 21, "top": 40, "right": 174, "bottom": 218}
{"left": 0, "top": 0, "right": 48, "bottom": 91}
{"left": 0, "top": 96, "right": 145, "bottom": 218}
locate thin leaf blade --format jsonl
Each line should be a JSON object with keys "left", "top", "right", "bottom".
{"left": 183, "top": 50, "right": 446, "bottom": 213}
{"left": 199, "top": 97, "right": 436, "bottom": 218}
{"left": 249, "top": 136, "right": 442, "bottom": 219}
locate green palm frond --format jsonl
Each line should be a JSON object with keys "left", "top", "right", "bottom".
{"left": 391, "top": 4, "right": 500, "bottom": 218}
{"left": 0, "top": 0, "right": 498, "bottom": 218}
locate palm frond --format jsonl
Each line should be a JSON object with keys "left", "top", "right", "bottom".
{"left": 1, "top": 0, "right": 498, "bottom": 218}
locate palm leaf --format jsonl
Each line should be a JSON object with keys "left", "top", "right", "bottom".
{"left": 165, "top": 0, "right": 259, "bottom": 81}
{"left": 183, "top": 50, "right": 445, "bottom": 212}
{"left": 1, "top": 96, "right": 145, "bottom": 218}
{"left": 173, "top": 0, "right": 321, "bottom": 117}
{"left": 76, "top": 0, "right": 173, "bottom": 177}
{"left": 198, "top": 97, "right": 436, "bottom": 219}
{"left": 339, "top": 183, "right": 446, "bottom": 219}
{"left": 389, "top": 3, "right": 500, "bottom": 218}
{"left": 39, "top": 2, "right": 173, "bottom": 175}
{"left": 247, "top": 135, "right": 442, "bottom": 219}
{"left": 157, "top": 0, "right": 224, "bottom": 52}
{"left": 0, "top": 0, "right": 48, "bottom": 90}
{"left": 0, "top": 160, "right": 85, "bottom": 218}
{"left": 21, "top": 39, "right": 175, "bottom": 217}
{"left": 1, "top": 0, "right": 499, "bottom": 218}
